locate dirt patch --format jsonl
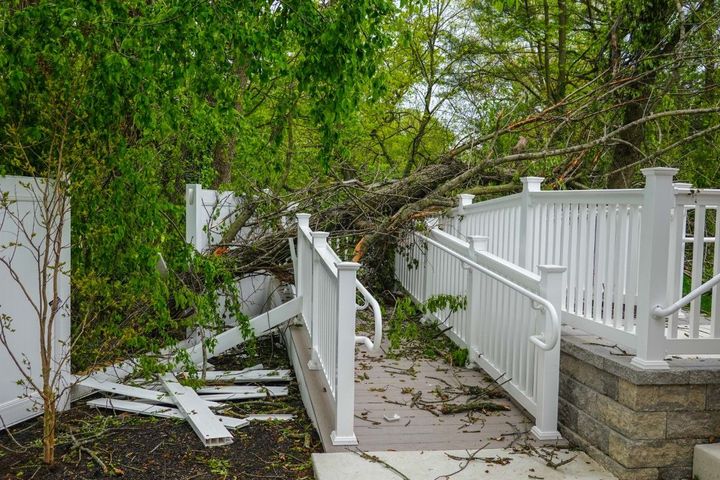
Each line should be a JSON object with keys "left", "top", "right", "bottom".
{"left": 0, "top": 332, "right": 320, "bottom": 480}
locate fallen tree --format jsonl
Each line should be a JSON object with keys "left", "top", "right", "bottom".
{"left": 208, "top": 101, "right": 720, "bottom": 293}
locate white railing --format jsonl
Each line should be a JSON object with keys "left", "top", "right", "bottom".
{"left": 443, "top": 168, "right": 720, "bottom": 368}
{"left": 663, "top": 186, "right": 720, "bottom": 354}
{"left": 295, "top": 214, "right": 382, "bottom": 446}
{"left": 395, "top": 228, "right": 565, "bottom": 440}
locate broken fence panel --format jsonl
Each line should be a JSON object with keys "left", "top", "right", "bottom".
{"left": 204, "top": 369, "right": 291, "bottom": 383}
{"left": 160, "top": 373, "right": 234, "bottom": 447}
{"left": 243, "top": 414, "right": 295, "bottom": 422}
{"left": 185, "top": 297, "right": 302, "bottom": 364}
{"left": 86, "top": 398, "right": 248, "bottom": 429}
{"left": 196, "top": 385, "right": 288, "bottom": 396}
{"left": 77, "top": 377, "right": 223, "bottom": 409}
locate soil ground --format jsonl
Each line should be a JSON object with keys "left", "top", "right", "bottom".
{"left": 0, "top": 331, "right": 321, "bottom": 480}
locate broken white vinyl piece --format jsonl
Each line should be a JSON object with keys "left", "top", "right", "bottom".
{"left": 86, "top": 398, "right": 248, "bottom": 429}
{"left": 160, "top": 373, "right": 234, "bottom": 447}
{"left": 196, "top": 385, "right": 288, "bottom": 396}
{"left": 243, "top": 414, "right": 295, "bottom": 422}
{"left": 77, "top": 377, "right": 223, "bottom": 408}
{"left": 204, "top": 369, "right": 291, "bottom": 383}
{"left": 383, "top": 413, "right": 401, "bottom": 422}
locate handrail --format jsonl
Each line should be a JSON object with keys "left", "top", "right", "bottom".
{"left": 354, "top": 281, "right": 383, "bottom": 352}
{"left": 652, "top": 272, "right": 720, "bottom": 318}
{"left": 416, "top": 233, "right": 561, "bottom": 351}
{"left": 313, "top": 231, "right": 383, "bottom": 352}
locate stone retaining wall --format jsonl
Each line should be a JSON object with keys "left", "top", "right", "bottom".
{"left": 558, "top": 329, "right": 720, "bottom": 480}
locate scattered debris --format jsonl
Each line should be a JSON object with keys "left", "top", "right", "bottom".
{"left": 440, "top": 401, "right": 511, "bottom": 415}
{"left": 383, "top": 413, "right": 401, "bottom": 422}
{"left": 352, "top": 448, "right": 411, "bottom": 480}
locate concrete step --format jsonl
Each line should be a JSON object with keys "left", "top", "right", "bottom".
{"left": 313, "top": 448, "right": 616, "bottom": 480}
{"left": 694, "top": 444, "right": 720, "bottom": 480}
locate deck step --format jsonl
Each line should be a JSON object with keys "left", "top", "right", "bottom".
{"left": 312, "top": 450, "right": 615, "bottom": 480}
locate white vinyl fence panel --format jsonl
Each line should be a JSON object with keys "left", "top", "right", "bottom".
{"left": 441, "top": 168, "right": 720, "bottom": 366}
{"left": 396, "top": 228, "right": 564, "bottom": 440}
{"left": 185, "top": 184, "right": 271, "bottom": 319}
{"left": 0, "top": 176, "right": 71, "bottom": 429}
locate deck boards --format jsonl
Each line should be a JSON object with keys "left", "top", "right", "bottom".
{"left": 348, "top": 347, "right": 536, "bottom": 452}
{"left": 287, "top": 323, "right": 564, "bottom": 453}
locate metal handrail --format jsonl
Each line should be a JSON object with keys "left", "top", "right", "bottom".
{"left": 354, "top": 281, "right": 383, "bottom": 352}
{"left": 417, "top": 233, "right": 561, "bottom": 351}
{"left": 652, "top": 272, "right": 720, "bottom": 318}
{"left": 322, "top": 236, "right": 383, "bottom": 352}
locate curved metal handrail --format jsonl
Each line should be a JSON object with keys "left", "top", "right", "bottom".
{"left": 652, "top": 272, "right": 720, "bottom": 318}
{"left": 354, "top": 281, "right": 383, "bottom": 352}
{"left": 323, "top": 238, "right": 383, "bottom": 352}
{"left": 416, "top": 233, "right": 561, "bottom": 351}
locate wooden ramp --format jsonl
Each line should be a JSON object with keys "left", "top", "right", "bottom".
{"left": 286, "top": 323, "right": 565, "bottom": 453}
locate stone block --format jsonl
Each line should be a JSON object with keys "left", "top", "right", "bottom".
{"left": 558, "top": 397, "right": 578, "bottom": 431}
{"left": 578, "top": 410, "right": 610, "bottom": 454}
{"left": 559, "top": 372, "right": 597, "bottom": 411}
{"left": 617, "top": 379, "right": 706, "bottom": 412}
{"left": 561, "top": 352, "right": 618, "bottom": 399}
{"left": 608, "top": 433, "right": 696, "bottom": 469}
{"left": 666, "top": 411, "right": 720, "bottom": 439}
{"left": 708, "top": 385, "right": 720, "bottom": 411}
{"left": 658, "top": 466, "right": 693, "bottom": 480}
{"left": 594, "top": 394, "right": 666, "bottom": 439}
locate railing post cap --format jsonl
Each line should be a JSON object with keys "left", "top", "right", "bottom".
{"left": 537, "top": 264, "right": 567, "bottom": 274}
{"left": 521, "top": 177, "right": 544, "bottom": 192}
{"left": 457, "top": 193, "right": 475, "bottom": 206}
{"left": 336, "top": 261, "right": 361, "bottom": 271}
{"left": 641, "top": 167, "right": 679, "bottom": 177}
{"left": 311, "top": 230, "right": 329, "bottom": 237}
{"left": 296, "top": 212, "right": 311, "bottom": 220}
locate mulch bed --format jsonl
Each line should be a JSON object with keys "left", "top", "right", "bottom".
{"left": 0, "top": 331, "right": 321, "bottom": 480}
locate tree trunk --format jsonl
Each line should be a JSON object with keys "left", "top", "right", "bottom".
{"left": 42, "top": 390, "right": 56, "bottom": 464}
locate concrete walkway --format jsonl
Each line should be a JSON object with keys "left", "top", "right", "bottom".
{"left": 313, "top": 448, "right": 615, "bottom": 480}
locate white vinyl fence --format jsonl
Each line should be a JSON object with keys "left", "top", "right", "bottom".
{"left": 396, "top": 228, "right": 564, "bottom": 440}
{"left": 440, "top": 168, "right": 720, "bottom": 367}
{"left": 185, "top": 184, "right": 271, "bottom": 319}
{"left": 0, "top": 176, "right": 71, "bottom": 429}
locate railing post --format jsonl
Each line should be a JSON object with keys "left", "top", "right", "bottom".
{"left": 466, "top": 235, "right": 489, "bottom": 365}
{"left": 532, "top": 264, "right": 565, "bottom": 441}
{"left": 296, "top": 214, "right": 311, "bottom": 323}
{"left": 332, "top": 261, "right": 360, "bottom": 446}
{"left": 632, "top": 167, "right": 678, "bottom": 369}
{"left": 519, "top": 177, "right": 544, "bottom": 270}
{"left": 456, "top": 193, "right": 475, "bottom": 236}
{"left": 185, "top": 184, "right": 203, "bottom": 252}
{"left": 307, "top": 231, "right": 329, "bottom": 371}
{"left": 422, "top": 219, "right": 439, "bottom": 304}
{"left": 668, "top": 184, "right": 691, "bottom": 338}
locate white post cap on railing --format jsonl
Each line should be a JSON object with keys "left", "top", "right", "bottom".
{"left": 296, "top": 213, "right": 311, "bottom": 229}
{"left": 641, "top": 167, "right": 679, "bottom": 178}
{"left": 310, "top": 231, "right": 329, "bottom": 247}
{"left": 521, "top": 177, "right": 545, "bottom": 192}
{"left": 457, "top": 193, "right": 475, "bottom": 209}
{"left": 336, "top": 261, "right": 361, "bottom": 272}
